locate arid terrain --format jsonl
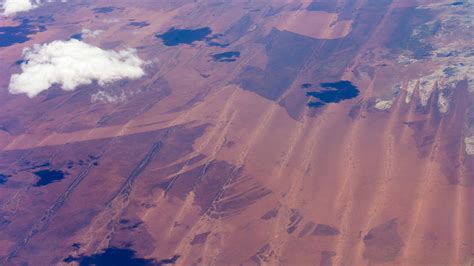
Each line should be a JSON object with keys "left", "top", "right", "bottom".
{"left": 0, "top": 0, "right": 473, "bottom": 265}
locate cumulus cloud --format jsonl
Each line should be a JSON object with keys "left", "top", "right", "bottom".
{"left": 2, "top": 0, "right": 38, "bottom": 15}
{"left": 81, "top": 28, "right": 104, "bottom": 39}
{"left": 2, "top": 0, "right": 67, "bottom": 16}
{"left": 91, "top": 90, "right": 128, "bottom": 103}
{"left": 9, "top": 39, "right": 146, "bottom": 97}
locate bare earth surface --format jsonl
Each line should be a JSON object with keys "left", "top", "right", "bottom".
{"left": 0, "top": 0, "right": 473, "bottom": 265}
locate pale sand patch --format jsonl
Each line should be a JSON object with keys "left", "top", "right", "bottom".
{"left": 465, "top": 135, "right": 474, "bottom": 155}
{"left": 405, "top": 80, "right": 418, "bottom": 103}
{"left": 268, "top": 10, "right": 352, "bottom": 39}
{"left": 374, "top": 99, "right": 394, "bottom": 110}
{"left": 437, "top": 91, "right": 449, "bottom": 113}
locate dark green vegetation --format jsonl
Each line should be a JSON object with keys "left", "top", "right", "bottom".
{"left": 128, "top": 21, "right": 150, "bottom": 28}
{"left": 306, "top": 81, "right": 360, "bottom": 107}
{"left": 237, "top": 0, "right": 391, "bottom": 111}
{"left": 301, "top": 83, "right": 312, "bottom": 89}
{"left": 0, "top": 19, "right": 44, "bottom": 47}
{"left": 63, "top": 247, "right": 180, "bottom": 266}
{"left": 307, "top": 1, "right": 337, "bottom": 12}
{"left": 70, "top": 33, "right": 82, "bottom": 40}
{"left": 93, "top": 7, "right": 117, "bottom": 13}
{"left": 206, "top": 33, "right": 229, "bottom": 48}
{"left": 237, "top": 29, "right": 317, "bottom": 100}
{"left": 211, "top": 51, "right": 240, "bottom": 62}
{"left": 33, "top": 169, "right": 65, "bottom": 187}
{"left": 0, "top": 173, "right": 11, "bottom": 185}
{"left": 156, "top": 27, "right": 212, "bottom": 46}
{"left": 385, "top": 7, "right": 439, "bottom": 59}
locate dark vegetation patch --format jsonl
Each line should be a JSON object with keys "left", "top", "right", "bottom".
{"left": 250, "top": 244, "right": 272, "bottom": 265}
{"left": 211, "top": 51, "right": 240, "bottom": 62}
{"left": 385, "top": 7, "right": 438, "bottom": 59}
{"left": 190, "top": 231, "right": 211, "bottom": 245}
{"left": 237, "top": 29, "right": 317, "bottom": 100}
{"left": 33, "top": 169, "right": 66, "bottom": 187}
{"left": 0, "top": 173, "right": 11, "bottom": 185}
{"left": 320, "top": 250, "right": 337, "bottom": 266}
{"left": 298, "top": 221, "right": 315, "bottom": 237}
{"left": 307, "top": 102, "right": 325, "bottom": 108}
{"left": 239, "top": 0, "right": 390, "bottom": 114}
{"left": 0, "top": 216, "right": 11, "bottom": 229}
{"left": 263, "top": 5, "right": 285, "bottom": 17}
{"left": 0, "top": 19, "right": 45, "bottom": 47}
{"left": 312, "top": 224, "right": 340, "bottom": 236}
{"left": 72, "top": 243, "right": 81, "bottom": 250}
{"left": 119, "top": 219, "right": 130, "bottom": 224}
{"left": 0, "top": 117, "right": 25, "bottom": 135}
{"left": 337, "top": 0, "right": 359, "bottom": 20}
{"left": 306, "top": 80, "right": 359, "bottom": 107}
{"left": 450, "top": 1, "right": 463, "bottom": 6}
{"left": 206, "top": 41, "right": 228, "bottom": 47}
{"left": 70, "top": 33, "right": 82, "bottom": 40}
{"left": 156, "top": 27, "right": 212, "bottom": 46}
{"left": 306, "top": 0, "right": 391, "bottom": 79}
{"left": 128, "top": 21, "right": 150, "bottom": 28}
{"left": 223, "top": 14, "right": 253, "bottom": 43}
{"left": 348, "top": 100, "right": 364, "bottom": 119}
{"left": 443, "top": 67, "right": 457, "bottom": 77}
{"left": 20, "top": 161, "right": 50, "bottom": 171}
{"left": 65, "top": 155, "right": 99, "bottom": 169}
{"left": 63, "top": 247, "right": 180, "bottom": 266}
{"left": 205, "top": 33, "right": 229, "bottom": 48}
{"left": 307, "top": 1, "right": 337, "bottom": 12}
{"left": 301, "top": 83, "right": 312, "bottom": 89}
{"left": 93, "top": 7, "right": 117, "bottom": 14}
{"left": 363, "top": 218, "right": 404, "bottom": 263}
{"left": 436, "top": 50, "right": 458, "bottom": 58}
{"left": 287, "top": 209, "right": 303, "bottom": 234}
{"left": 261, "top": 207, "right": 279, "bottom": 220}
{"left": 157, "top": 255, "right": 181, "bottom": 265}
{"left": 36, "top": 15, "right": 55, "bottom": 23}
{"left": 119, "top": 220, "right": 143, "bottom": 231}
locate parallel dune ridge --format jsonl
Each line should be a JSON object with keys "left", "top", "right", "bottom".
{"left": 0, "top": 0, "right": 473, "bottom": 265}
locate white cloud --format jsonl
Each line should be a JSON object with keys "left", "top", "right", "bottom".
{"left": 2, "top": 0, "right": 67, "bottom": 16}
{"left": 91, "top": 90, "right": 128, "bottom": 103}
{"left": 81, "top": 28, "right": 104, "bottom": 39}
{"left": 2, "top": 0, "right": 38, "bottom": 15}
{"left": 9, "top": 39, "right": 146, "bottom": 97}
